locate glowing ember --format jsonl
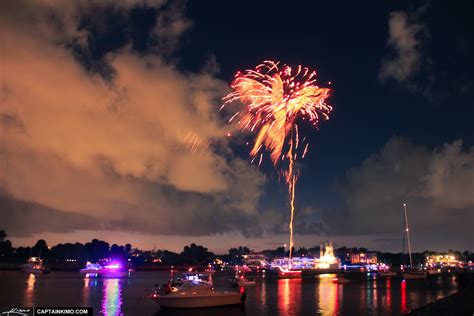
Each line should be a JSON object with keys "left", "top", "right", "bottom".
{"left": 222, "top": 60, "right": 332, "bottom": 263}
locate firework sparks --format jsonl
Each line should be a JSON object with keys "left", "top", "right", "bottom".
{"left": 222, "top": 60, "right": 333, "bottom": 265}
{"left": 181, "top": 131, "right": 212, "bottom": 158}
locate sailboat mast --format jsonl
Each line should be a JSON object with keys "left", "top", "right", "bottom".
{"left": 403, "top": 203, "right": 413, "bottom": 267}
{"left": 402, "top": 213, "right": 406, "bottom": 266}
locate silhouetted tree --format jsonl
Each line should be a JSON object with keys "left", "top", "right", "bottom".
{"left": 161, "top": 250, "right": 183, "bottom": 265}
{"left": 0, "top": 230, "right": 13, "bottom": 257}
{"left": 85, "top": 239, "right": 110, "bottom": 261}
{"left": 110, "top": 244, "right": 126, "bottom": 259}
{"left": 0, "top": 230, "right": 6, "bottom": 241}
{"left": 296, "top": 247, "right": 309, "bottom": 257}
{"left": 15, "top": 247, "right": 32, "bottom": 259}
{"left": 227, "top": 246, "right": 251, "bottom": 264}
{"left": 32, "top": 239, "right": 49, "bottom": 258}
{"left": 308, "top": 246, "right": 321, "bottom": 257}
{"left": 274, "top": 246, "right": 286, "bottom": 258}
{"left": 181, "top": 243, "right": 215, "bottom": 265}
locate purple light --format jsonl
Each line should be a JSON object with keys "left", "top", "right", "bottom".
{"left": 104, "top": 264, "right": 121, "bottom": 270}
{"left": 85, "top": 263, "right": 102, "bottom": 270}
{"left": 104, "top": 261, "right": 123, "bottom": 270}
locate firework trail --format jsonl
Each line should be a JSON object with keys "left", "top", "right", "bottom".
{"left": 222, "top": 60, "right": 332, "bottom": 265}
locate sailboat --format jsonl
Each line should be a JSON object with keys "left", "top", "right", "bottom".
{"left": 401, "top": 203, "right": 426, "bottom": 280}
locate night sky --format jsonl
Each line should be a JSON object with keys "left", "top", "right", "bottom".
{"left": 1, "top": 0, "right": 473, "bottom": 253}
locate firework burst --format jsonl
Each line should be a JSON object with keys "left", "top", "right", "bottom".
{"left": 222, "top": 60, "right": 333, "bottom": 264}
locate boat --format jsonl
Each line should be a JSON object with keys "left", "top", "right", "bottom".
{"left": 150, "top": 276, "right": 245, "bottom": 308}
{"left": 378, "top": 270, "right": 397, "bottom": 278}
{"left": 271, "top": 243, "right": 341, "bottom": 274}
{"left": 79, "top": 261, "right": 129, "bottom": 278}
{"left": 181, "top": 272, "right": 213, "bottom": 287}
{"left": 402, "top": 270, "right": 427, "bottom": 279}
{"left": 230, "top": 274, "right": 256, "bottom": 287}
{"left": 20, "top": 257, "right": 50, "bottom": 274}
{"left": 400, "top": 203, "right": 426, "bottom": 280}
{"left": 275, "top": 265, "right": 302, "bottom": 279}
{"left": 426, "top": 268, "right": 441, "bottom": 275}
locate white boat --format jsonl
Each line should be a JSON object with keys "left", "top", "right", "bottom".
{"left": 79, "top": 261, "right": 129, "bottom": 278}
{"left": 150, "top": 280, "right": 244, "bottom": 308}
{"left": 20, "top": 257, "right": 50, "bottom": 274}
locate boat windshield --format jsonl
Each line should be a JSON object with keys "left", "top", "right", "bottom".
{"left": 84, "top": 263, "right": 103, "bottom": 270}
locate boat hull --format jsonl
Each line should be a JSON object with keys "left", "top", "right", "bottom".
{"left": 378, "top": 272, "right": 397, "bottom": 278}
{"left": 278, "top": 270, "right": 302, "bottom": 279}
{"left": 427, "top": 269, "right": 440, "bottom": 275}
{"left": 152, "top": 292, "right": 243, "bottom": 308}
{"left": 402, "top": 272, "right": 426, "bottom": 280}
{"left": 21, "top": 265, "right": 49, "bottom": 274}
{"left": 80, "top": 270, "right": 128, "bottom": 278}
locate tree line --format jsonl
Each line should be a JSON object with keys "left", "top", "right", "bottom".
{"left": 1, "top": 230, "right": 473, "bottom": 266}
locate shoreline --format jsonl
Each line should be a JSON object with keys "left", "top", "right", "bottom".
{"left": 408, "top": 272, "right": 474, "bottom": 315}
{"left": 408, "top": 289, "right": 474, "bottom": 315}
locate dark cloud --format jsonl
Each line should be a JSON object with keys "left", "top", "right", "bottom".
{"left": 0, "top": 196, "right": 102, "bottom": 237}
{"left": 0, "top": 0, "right": 265, "bottom": 239}
{"left": 324, "top": 136, "right": 474, "bottom": 250}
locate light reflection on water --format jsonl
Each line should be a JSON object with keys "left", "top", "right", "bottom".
{"left": 401, "top": 279, "right": 407, "bottom": 313}
{"left": 317, "top": 274, "right": 339, "bottom": 315}
{"left": 101, "top": 279, "right": 123, "bottom": 316}
{"left": 277, "top": 278, "right": 302, "bottom": 315}
{"left": 23, "top": 273, "right": 36, "bottom": 306}
{"left": 82, "top": 277, "right": 90, "bottom": 307}
{"left": 2, "top": 271, "right": 460, "bottom": 315}
{"left": 385, "top": 278, "right": 392, "bottom": 309}
{"left": 259, "top": 276, "right": 266, "bottom": 306}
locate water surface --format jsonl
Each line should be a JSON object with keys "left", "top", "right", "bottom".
{"left": 0, "top": 271, "right": 459, "bottom": 315}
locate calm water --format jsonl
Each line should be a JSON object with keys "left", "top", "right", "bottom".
{"left": 0, "top": 271, "right": 459, "bottom": 315}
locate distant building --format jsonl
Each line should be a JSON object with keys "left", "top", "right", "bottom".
{"left": 426, "top": 254, "right": 462, "bottom": 267}
{"left": 271, "top": 242, "right": 340, "bottom": 270}
{"left": 350, "top": 252, "right": 377, "bottom": 265}
{"left": 242, "top": 253, "right": 268, "bottom": 268}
